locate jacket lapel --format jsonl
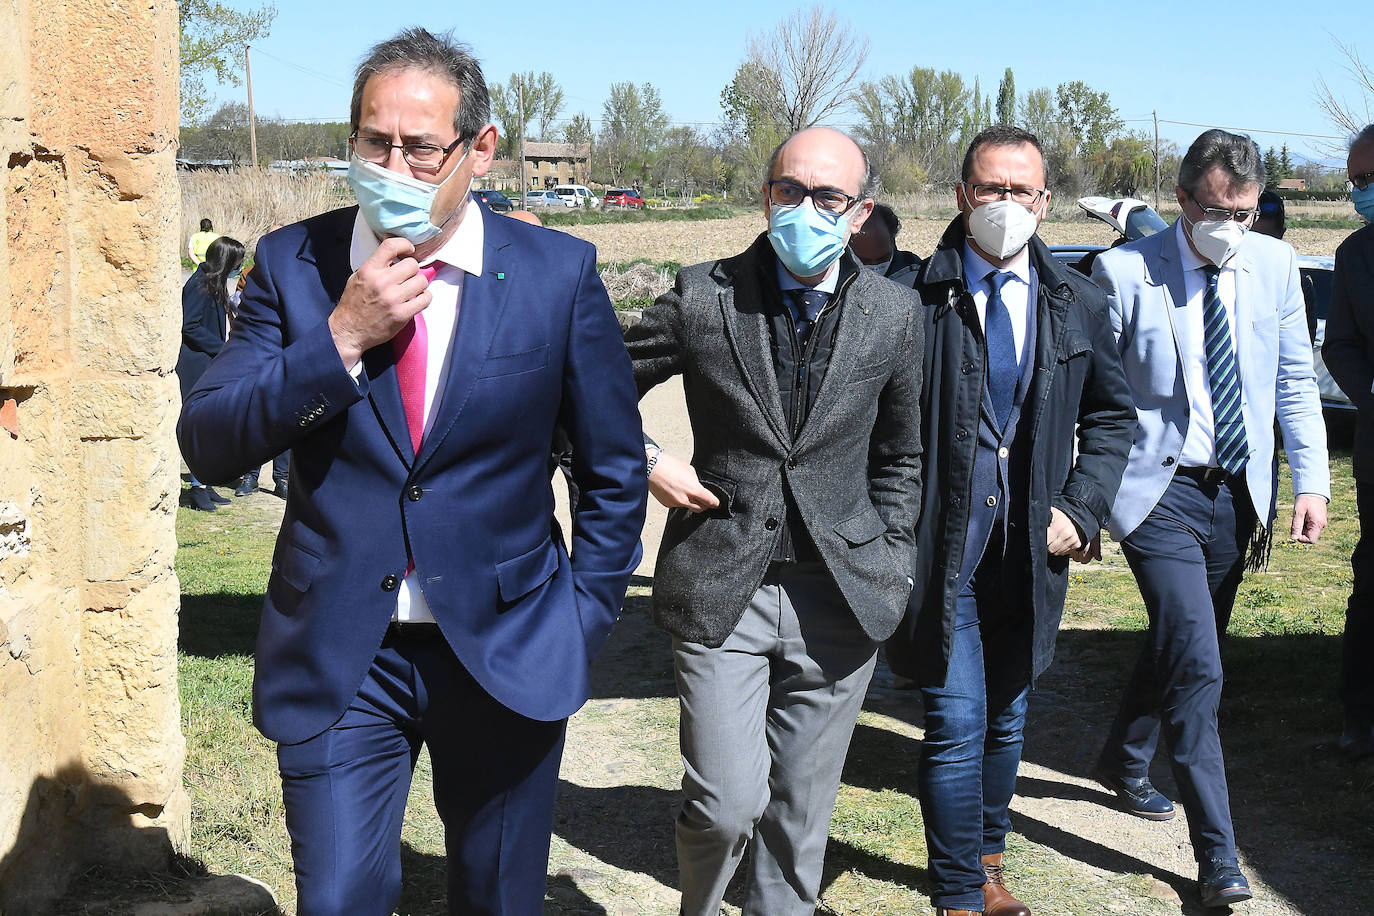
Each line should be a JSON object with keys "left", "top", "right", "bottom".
{"left": 717, "top": 250, "right": 790, "bottom": 445}
{"left": 300, "top": 209, "right": 419, "bottom": 468}
{"left": 796, "top": 265, "right": 873, "bottom": 449}
{"left": 412, "top": 219, "right": 511, "bottom": 474}
{"left": 1157, "top": 226, "right": 1199, "bottom": 404}
{"left": 1231, "top": 244, "right": 1257, "bottom": 368}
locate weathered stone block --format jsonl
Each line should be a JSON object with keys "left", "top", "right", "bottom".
{"left": 79, "top": 415, "right": 179, "bottom": 582}
{"left": 4, "top": 153, "right": 72, "bottom": 383}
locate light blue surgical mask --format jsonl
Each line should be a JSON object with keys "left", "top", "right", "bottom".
{"left": 347, "top": 148, "right": 470, "bottom": 244}
{"left": 1353, "top": 184, "right": 1374, "bottom": 223}
{"left": 768, "top": 201, "right": 854, "bottom": 278}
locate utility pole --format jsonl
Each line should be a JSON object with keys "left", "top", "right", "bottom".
{"left": 246, "top": 44, "right": 258, "bottom": 167}
{"left": 1153, "top": 109, "right": 1160, "bottom": 210}
{"left": 517, "top": 75, "right": 526, "bottom": 197}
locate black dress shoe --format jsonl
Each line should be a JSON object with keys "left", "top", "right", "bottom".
{"left": 205, "top": 486, "right": 230, "bottom": 504}
{"left": 233, "top": 474, "right": 258, "bottom": 497}
{"left": 1198, "top": 857, "right": 1251, "bottom": 908}
{"left": 271, "top": 479, "right": 288, "bottom": 499}
{"left": 1095, "top": 768, "right": 1175, "bottom": 820}
{"left": 184, "top": 486, "right": 218, "bottom": 512}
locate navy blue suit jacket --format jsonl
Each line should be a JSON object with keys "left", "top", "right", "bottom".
{"left": 178, "top": 203, "right": 647, "bottom": 744}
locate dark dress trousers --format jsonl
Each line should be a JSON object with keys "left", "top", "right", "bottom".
{"left": 1322, "top": 222, "right": 1374, "bottom": 723}
{"left": 178, "top": 203, "right": 647, "bottom": 913}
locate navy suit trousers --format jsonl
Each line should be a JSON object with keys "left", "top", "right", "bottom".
{"left": 277, "top": 626, "right": 566, "bottom": 915}
{"left": 1101, "top": 473, "right": 1252, "bottom": 862}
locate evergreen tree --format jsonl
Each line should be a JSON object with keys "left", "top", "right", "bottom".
{"left": 996, "top": 68, "right": 1016, "bottom": 125}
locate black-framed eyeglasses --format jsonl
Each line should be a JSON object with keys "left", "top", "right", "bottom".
{"left": 349, "top": 132, "right": 466, "bottom": 171}
{"left": 766, "top": 180, "right": 862, "bottom": 223}
{"left": 962, "top": 182, "right": 1047, "bottom": 207}
{"left": 1348, "top": 171, "right": 1374, "bottom": 192}
{"left": 1186, "top": 191, "right": 1259, "bottom": 224}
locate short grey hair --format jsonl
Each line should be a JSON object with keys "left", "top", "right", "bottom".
{"left": 350, "top": 28, "right": 491, "bottom": 143}
{"left": 1351, "top": 123, "right": 1374, "bottom": 153}
{"left": 1178, "top": 129, "right": 1264, "bottom": 196}
{"left": 764, "top": 128, "right": 880, "bottom": 200}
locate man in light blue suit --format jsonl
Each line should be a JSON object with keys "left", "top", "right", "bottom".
{"left": 1090, "top": 129, "right": 1329, "bottom": 909}
{"left": 179, "top": 28, "right": 647, "bottom": 914}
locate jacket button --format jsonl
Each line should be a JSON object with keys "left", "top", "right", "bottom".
{"left": 407, "top": 485, "right": 423, "bottom": 501}
{"left": 298, "top": 418, "right": 310, "bottom": 428}
{"left": 380, "top": 574, "right": 399, "bottom": 591}
{"left": 1162, "top": 456, "right": 1175, "bottom": 466}
{"left": 786, "top": 457, "right": 797, "bottom": 469}
{"left": 764, "top": 517, "right": 779, "bottom": 530}
{"left": 961, "top": 362, "right": 973, "bottom": 374}
{"left": 998, "top": 447, "right": 1009, "bottom": 458}
{"left": 986, "top": 495, "right": 998, "bottom": 507}
{"left": 955, "top": 430, "right": 967, "bottom": 441}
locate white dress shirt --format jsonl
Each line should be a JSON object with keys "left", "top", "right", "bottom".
{"left": 1174, "top": 220, "right": 1241, "bottom": 469}
{"left": 348, "top": 198, "right": 486, "bottom": 622}
{"left": 963, "top": 241, "right": 1034, "bottom": 367}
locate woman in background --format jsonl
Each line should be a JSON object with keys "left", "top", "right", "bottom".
{"left": 177, "top": 235, "right": 244, "bottom": 511}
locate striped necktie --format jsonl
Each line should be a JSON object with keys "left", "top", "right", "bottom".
{"left": 1201, "top": 266, "right": 1249, "bottom": 475}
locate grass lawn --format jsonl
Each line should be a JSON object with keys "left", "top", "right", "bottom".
{"left": 145, "top": 432, "right": 1374, "bottom": 915}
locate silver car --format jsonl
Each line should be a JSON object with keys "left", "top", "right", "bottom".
{"left": 524, "top": 190, "right": 562, "bottom": 208}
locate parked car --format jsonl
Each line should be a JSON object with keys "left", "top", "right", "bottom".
{"left": 474, "top": 189, "right": 514, "bottom": 213}
{"left": 1302, "top": 255, "right": 1354, "bottom": 411}
{"left": 603, "top": 188, "right": 646, "bottom": 209}
{"left": 1048, "top": 196, "right": 1169, "bottom": 272}
{"left": 552, "top": 184, "right": 600, "bottom": 209}
{"left": 524, "top": 189, "right": 563, "bottom": 208}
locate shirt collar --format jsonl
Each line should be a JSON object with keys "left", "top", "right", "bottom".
{"left": 775, "top": 256, "right": 840, "bottom": 295}
{"left": 350, "top": 195, "right": 485, "bottom": 275}
{"left": 962, "top": 239, "right": 1031, "bottom": 288}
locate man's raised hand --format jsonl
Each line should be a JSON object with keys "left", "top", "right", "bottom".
{"left": 328, "top": 236, "right": 432, "bottom": 369}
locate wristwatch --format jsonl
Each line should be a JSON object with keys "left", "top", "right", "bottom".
{"left": 645, "top": 442, "right": 662, "bottom": 478}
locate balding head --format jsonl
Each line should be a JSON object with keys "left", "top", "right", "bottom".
{"left": 765, "top": 127, "right": 876, "bottom": 200}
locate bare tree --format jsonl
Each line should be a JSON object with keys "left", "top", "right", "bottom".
{"left": 1315, "top": 37, "right": 1374, "bottom": 145}
{"left": 743, "top": 4, "right": 868, "bottom": 133}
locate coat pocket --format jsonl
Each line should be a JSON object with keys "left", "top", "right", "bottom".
{"left": 694, "top": 468, "right": 738, "bottom": 518}
{"left": 495, "top": 537, "right": 559, "bottom": 603}
{"left": 272, "top": 538, "right": 322, "bottom": 593}
{"left": 479, "top": 345, "right": 548, "bottom": 378}
{"left": 834, "top": 505, "right": 887, "bottom": 547}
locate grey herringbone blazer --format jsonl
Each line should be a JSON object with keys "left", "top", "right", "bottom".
{"left": 626, "top": 234, "right": 924, "bottom": 647}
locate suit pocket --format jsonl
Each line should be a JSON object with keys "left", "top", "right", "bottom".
{"left": 495, "top": 537, "right": 559, "bottom": 603}
{"left": 849, "top": 360, "right": 889, "bottom": 384}
{"left": 694, "top": 468, "right": 738, "bottom": 518}
{"left": 1057, "top": 331, "right": 1092, "bottom": 363}
{"left": 271, "top": 538, "right": 322, "bottom": 593}
{"left": 479, "top": 345, "right": 548, "bottom": 378}
{"left": 834, "top": 505, "right": 887, "bottom": 547}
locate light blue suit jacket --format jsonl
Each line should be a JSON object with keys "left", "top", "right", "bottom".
{"left": 1091, "top": 224, "right": 1329, "bottom": 540}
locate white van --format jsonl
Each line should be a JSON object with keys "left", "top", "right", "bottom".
{"left": 552, "top": 184, "right": 600, "bottom": 209}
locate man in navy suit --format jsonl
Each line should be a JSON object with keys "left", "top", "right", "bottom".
{"left": 178, "top": 28, "right": 647, "bottom": 914}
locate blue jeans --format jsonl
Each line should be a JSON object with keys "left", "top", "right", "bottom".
{"left": 918, "top": 557, "right": 1032, "bottom": 911}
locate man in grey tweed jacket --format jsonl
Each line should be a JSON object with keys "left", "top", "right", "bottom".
{"left": 624, "top": 127, "right": 924, "bottom": 915}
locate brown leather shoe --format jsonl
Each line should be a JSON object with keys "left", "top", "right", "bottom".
{"left": 982, "top": 853, "right": 1032, "bottom": 916}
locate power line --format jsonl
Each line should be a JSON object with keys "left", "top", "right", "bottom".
{"left": 250, "top": 47, "right": 351, "bottom": 90}
{"left": 1157, "top": 118, "right": 1344, "bottom": 141}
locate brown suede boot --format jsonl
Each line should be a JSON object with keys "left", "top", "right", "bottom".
{"left": 981, "top": 853, "right": 1032, "bottom": 916}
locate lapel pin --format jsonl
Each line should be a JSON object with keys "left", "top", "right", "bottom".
{"left": 496, "top": 272, "right": 505, "bottom": 280}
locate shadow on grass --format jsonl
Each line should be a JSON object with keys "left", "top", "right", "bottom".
{"left": 859, "top": 627, "right": 1374, "bottom": 913}
{"left": 394, "top": 841, "right": 608, "bottom": 915}
{"left": 179, "top": 592, "right": 261, "bottom": 658}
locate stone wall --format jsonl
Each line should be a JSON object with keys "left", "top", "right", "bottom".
{"left": 0, "top": 0, "right": 186, "bottom": 909}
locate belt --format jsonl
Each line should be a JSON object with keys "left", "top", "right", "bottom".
{"left": 1176, "top": 465, "right": 1234, "bottom": 487}
{"left": 384, "top": 620, "right": 442, "bottom": 641}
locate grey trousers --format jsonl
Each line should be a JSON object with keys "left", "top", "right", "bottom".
{"left": 673, "top": 562, "right": 878, "bottom": 916}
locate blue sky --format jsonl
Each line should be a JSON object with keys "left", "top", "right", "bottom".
{"left": 208, "top": 0, "right": 1368, "bottom": 166}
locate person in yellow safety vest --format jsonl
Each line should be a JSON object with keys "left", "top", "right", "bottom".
{"left": 187, "top": 218, "right": 220, "bottom": 266}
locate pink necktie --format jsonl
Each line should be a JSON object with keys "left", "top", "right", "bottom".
{"left": 393, "top": 264, "right": 437, "bottom": 456}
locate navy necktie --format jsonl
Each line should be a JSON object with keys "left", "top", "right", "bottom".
{"left": 1201, "top": 266, "right": 1250, "bottom": 474}
{"left": 787, "top": 288, "right": 828, "bottom": 348}
{"left": 984, "top": 270, "right": 1017, "bottom": 428}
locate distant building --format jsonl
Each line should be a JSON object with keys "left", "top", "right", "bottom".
{"left": 1278, "top": 178, "right": 1307, "bottom": 191}
{"left": 483, "top": 142, "right": 591, "bottom": 193}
